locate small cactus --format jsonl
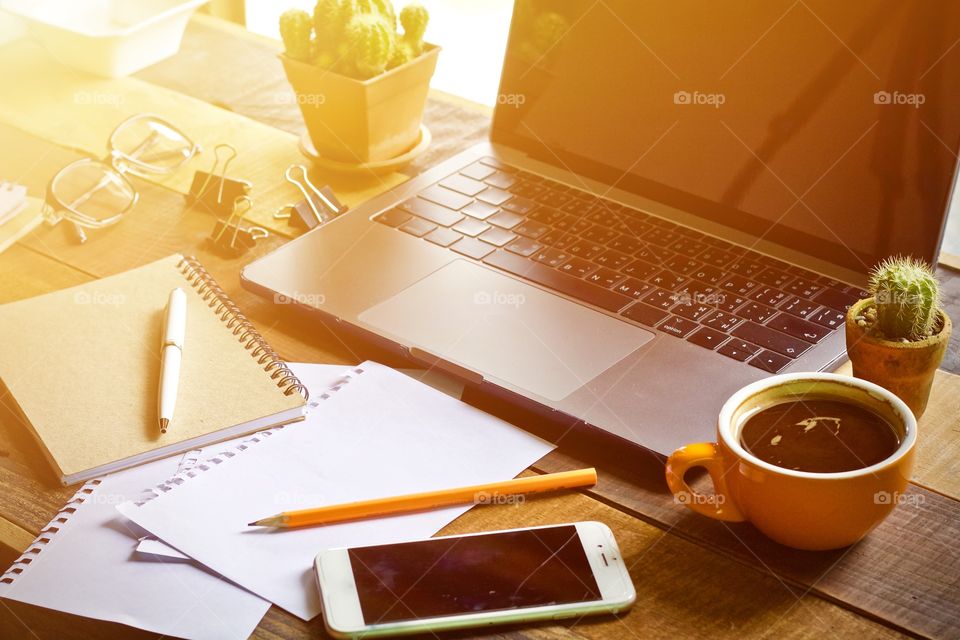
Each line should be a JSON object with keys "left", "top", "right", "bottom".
{"left": 284, "top": 0, "right": 427, "bottom": 79}
{"left": 280, "top": 9, "right": 314, "bottom": 62}
{"left": 342, "top": 15, "right": 395, "bottom": 79}
{"left": 869, "top": 256, "right": 942, "bottom": 341}
{"left": 399, "top": 3, "right": 428, "bottom": 55}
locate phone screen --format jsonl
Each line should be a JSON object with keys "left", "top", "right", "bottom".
{"left": 347, "top": 525, "right": 603, "bottom": 624}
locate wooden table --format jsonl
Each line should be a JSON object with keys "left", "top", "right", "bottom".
{"left": 1, "top": 15, "right": 959, "bottom": 640}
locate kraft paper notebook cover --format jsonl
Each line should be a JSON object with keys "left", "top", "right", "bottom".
{"left": 0, "top": 254, "right": 307, "bottom": 485}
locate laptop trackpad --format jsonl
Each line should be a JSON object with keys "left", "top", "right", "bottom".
{"left": 358, "top": 260, "right": 652, "bottom": 401}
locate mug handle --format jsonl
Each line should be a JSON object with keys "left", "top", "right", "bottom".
{"left": 665, "top": 443, "right": 747, "bottom": 522}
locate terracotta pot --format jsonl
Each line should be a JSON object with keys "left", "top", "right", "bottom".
{"left": 845, "top": 297, "right": 952, "bottom": 418}
{"left": 279, "top": 44, "right": 439, "bottom": 163}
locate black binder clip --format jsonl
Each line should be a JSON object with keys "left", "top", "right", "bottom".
{"left": 206, "top": 196, "right": 268, "bottom": 258}
{"left": 273, "top": 164, "right": 345, "bottom": 231}
{"left": 188, "top": 144, "right": 251, "bottom": 216}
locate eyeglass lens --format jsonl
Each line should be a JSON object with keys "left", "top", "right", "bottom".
{"left": 109, "top": 116, "right": 195, "bottom": 173}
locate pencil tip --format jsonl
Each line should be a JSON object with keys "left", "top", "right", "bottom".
{"left": 159, "top": 418, "right": 169, "bottom": 434}
{"left": 247, "top": 522, "right": 259, "bottom": 527}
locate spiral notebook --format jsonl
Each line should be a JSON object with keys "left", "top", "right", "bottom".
{"left": 0, "top": 254, "right": 307, "bottom": 485}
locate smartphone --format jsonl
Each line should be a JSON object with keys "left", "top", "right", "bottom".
{"left": 314, "top": 521, "right": 636, "bottom": 638}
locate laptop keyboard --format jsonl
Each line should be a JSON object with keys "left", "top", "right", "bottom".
{"left": 373, "top": 157, "right": 866, "bottom": 373}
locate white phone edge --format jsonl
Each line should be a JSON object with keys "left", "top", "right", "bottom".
{"left": 314, "top": 521, "right": 637, "bottom": 639}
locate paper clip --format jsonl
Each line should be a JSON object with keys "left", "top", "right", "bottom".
{"left": 208, "top": 196, "right": 268, "bottom": 257}
{"left": 283, "top": 164, "right": 344, "bottom": 228}
{"left": 188, "top": 144, "right": 251, "bottom": 215}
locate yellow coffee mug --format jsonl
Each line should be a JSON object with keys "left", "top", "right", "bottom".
{"left": 665, "top": 373, "right": 916, "bottom": 551}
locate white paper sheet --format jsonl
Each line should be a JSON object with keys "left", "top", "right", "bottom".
{"left": 118, "top": 361, "right": 555, "bottom": 621}
{"left": 0, "top": 459, "right": 270, "bottom": 640}
{"left": 0, "top": 363, "right": 351, "bottom": 639}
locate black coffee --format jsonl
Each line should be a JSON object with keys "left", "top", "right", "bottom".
{"left": 740, "top": 399, "right": 900, "bottom": 473}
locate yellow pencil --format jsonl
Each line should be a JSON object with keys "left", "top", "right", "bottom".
{"left": 248, "top": 468, "right": 598, "bottom": 528}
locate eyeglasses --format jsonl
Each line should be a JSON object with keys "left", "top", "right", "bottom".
{"left": 43, "top": 114, "right": 200, "bottom": 241}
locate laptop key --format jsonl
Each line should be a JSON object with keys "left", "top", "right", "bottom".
{"left": 453, "top": 217, "right": 491, "bottom": 237}
{"left": 648, "top": 270, "right": 687, "bottom": 290}
{"left": 419, "top": 185, "right": 474, "bottom": 210}
{"left": 440, "top": 174, "right": 488, "bottom": 196}
{"left": 732, "top": 322, "right": 811, "bottom": 358}
{"left": 785, "top": 278, "right": 823, "bottom": 298}
{"left": 483, "top": 250, "right": 632, "bottom": 312}
{"left": 479, "top": 157, "right": 514, "bottom": 171}
{"left": 621, "top": 301, "right": 669, "bottom": 327}
{"left": 749, "top": 350, "right": 792, "bottom": 373}
{"left": 399, "top": 217, "right": 437, "bottom": 237}
{"left": 642, "top": 287, "right": 678, "bottom": 311}
{"left": 451, "top": 236, "right": 495, "bottom": 260}
{"left": 460, "top": 162, "right": 497, "bottom": 181}
{"left": 697, "top": 249, "right": 737, "bottom": 267}
{"left": 502, "top": 197, "right": 538, "bottom": 215}
{"left": 461, "top": 200, "right": 499, "bottom": 220}
{"left": 568, "top": 241, "right": 605, "bottom": 260}
{"left": 534, "top": 248, "right": 572, "bottom": 268}
{"left": 558, "top": 257, "right": 597, "bottom": 278}
{"left": 594, "top": 249, "right": 632, "bottom": 270}
{"left": 749, "top": 286, "right": 788, "bottom": 307}
{"left": 755, "top": 267, "right": 793, "bottom": 288}
{"left": 715, "top": 294, "right": 747, "bottom": 313}
{"left": 515, "top": 221, "right": 551, "bottom": 239}
{"left": 737, "top": 301, "right": 776, "bottom": 324}
{"left": 658, "top": 315, "right": 699, "bottom": 338}
{"left": 701, "top": 310, "right": 741, "bottom": 332}
{"left": 586, "top": 267, "right": 625, "bottom": 288}
{"left": 622, "top": 259, "right": 660, "bottom": 280}
{"left": 812, "top": 287, "right": 858, "bottom": 312}
{"left": 717, "top": 339, "right": 759, "bottom": 362}
{"left": 766, "top": 313, "right": 828, "bottom": 343}
{"left": 488, "top": 210, "right": 524, "bottom": 229}
{"left": 399, "top": 198, "right": 465, "bottom": 226}
{"left": 691, "top": 265, "right": 725, "bottom": 285}
{"left": 687, "top": 327, "right": 728, "bottom": 350}
{"left": 673, "top": 302, "right": 713, "bottom": 322}
{"left": 719, "top": 275, "right": 758, "bottom": 296}
{"left": 781, "top": 296, "right": 819, "bottom": 319}
{"left": 373, "top": 208, "right": 412, "bottom": 228}
{"left": 478, "top": 227, "right": 517, "bottom": 247}
{"left": 809, "top": 307, "right": 845, "bottom": 330}
{"left": 505, "top": 237, "right": 543, "bottom": 257}
{"left": 727, "top": 259, "right": 764, "bottom": 277}
{"left": 614, "top": 277, "right": 652, "bottom": 299}
{"left": 476, "top": 187, "right": 512, "bottom": 206}
{"left": 609, "top": 234, "right": 643, "bottom": 254}
{"left": 424, "top": 227, "right": 464, "bottom": 247}
{"left": 664, "top": 255, "right": 701, "bottom": 274}
{"left": 485, "top": 171, "right": 517, "bottom": 189}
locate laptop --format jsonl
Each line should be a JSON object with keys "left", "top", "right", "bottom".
{"left": 243, "top": 1, "right": 960, "bottom": 455}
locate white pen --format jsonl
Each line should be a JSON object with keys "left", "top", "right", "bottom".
{"left": 158, "top": 287, "right": 187, "bottom": 435}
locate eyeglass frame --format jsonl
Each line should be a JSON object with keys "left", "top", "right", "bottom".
{"left": 43, "top": 113, "right": 201, "bottom": 231}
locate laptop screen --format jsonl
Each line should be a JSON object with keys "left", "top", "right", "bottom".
{"left": 492, "top": 1, "right": 960, "bottom": 274}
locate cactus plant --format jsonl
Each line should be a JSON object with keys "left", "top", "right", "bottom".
{"left": 868, "top": 255, "right": 942, "bottom": 341}
{"left": 279, "top": 9, "right": 314, "bottom": 62}
{"left": 285, "top": 0, "right": 427, "bottom": 79}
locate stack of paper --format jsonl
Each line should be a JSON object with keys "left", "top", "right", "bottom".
{"left": 0, "top": 362, "right": 555, "bottom": 636}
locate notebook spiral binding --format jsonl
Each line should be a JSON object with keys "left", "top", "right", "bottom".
{"left": 130, "top": 367, "right": 364, "bottom": 508}
{"left": 0, "top": 478, "right": 104, "bottom": 586}
{"left": 176, "top": 255, "right": 308, "bottom": 401}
